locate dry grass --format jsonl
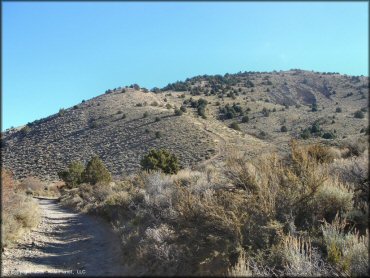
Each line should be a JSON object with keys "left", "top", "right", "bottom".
{"left": 227, "top": 249, "right": 253, "bottom": 277}
{"left": 18, "top": 176, "right": 60, "bottom": 197}
{"left": 2, "top": 169, "right": 41, "bottom": 247}
{"left": 60, "top": 141, "right": 368, "bottom": 276}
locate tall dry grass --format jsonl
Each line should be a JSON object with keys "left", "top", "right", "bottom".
{"left": 2, "top": 169, "right": 41, "bottom": 247}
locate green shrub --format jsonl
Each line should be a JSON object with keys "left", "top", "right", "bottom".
{"left": 89, "top": 120, "right": 98, "bottom": 129}
{"left": 20, "top": 126, "right": 31, "bottom": 136}
{"left": 241, "top": 116, "right": 249, "bottom": 123}
{"left": 155, "top": 116, "right": 160, "bottom": 122}
{"left": 310, "top": 122, "right": 321, "bottom": 134}
{"left": 155, "top": 131, "right": 161, "bottom": 138}
{"left": 150, "top": 101, "right": 159, "bottom": 106}
{"left": 311, "top": 102, "right": 318, "bottom": 112}
{"left": 166, "top": 103, "right": 172, "bottom": 109}
{"left": 354, "top": 110, "right": 364, "bottom": 119}
{"left": 336, "top": 107, "right": 342, "bottom": 113}
{"left": 322, "top": 132, "right": 336, "bottom": 139}
{"left": 58, "top": 161, "right": 85, "bottom": 188}
{"left": 191, "top": 98, "right": 208, "bottom": 117}
{"left": 140, "top": 149, "right": 179, "bottom": 174}
{"left": 58, "top": 108, "right": 66, "bottom": 116}
{"left": 258, "top": 131, "right": 267, "bottom": 139}
{"left": 151, "top": 87, "right": 160, "bottom": 93}
{"left": 219, "top": 103, "right": 243, "bottom": 119}
{"left": 174, "top": 108, "right": 183, "bottom": 116}
{"left": 132, "top": 84, "right": 140, "bottom": 90}
{"left": 180, "top": 105, "right": 187, "bottom": 112}
{"left": 281, "top": 125, "right": 288, "bottom": 132}
{"left": 143, "top": 112, "right": 149, "bottom": 118}
{"left": 262, "top": 107, "right": 270, "bottom": 117}
{"left": 82, "top": 156, "right": 112, "bottom": 185}
{"left": 301, "top": 129, "right": 311, "bottom": 139}
{"left": 198, "top": 107, "right": 206, "bottom": 118}
{"left": 229, "top": 122, "right": 241, "bottom": 131}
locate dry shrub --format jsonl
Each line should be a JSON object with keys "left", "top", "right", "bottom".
{"left": 2, "top": 169, "right": 15, "bottom": 207}
{"left": 2, "top": 169, "right": 40, "bottom": 247}
{"left": 58, "top": 139, "right": 368, "bottom": 276}
{"left": 329, "top": 152, "right": 368, "bottom": 207}
{"left": 322, "top": 215, "right": 369, "bottom": 276}
{"left": 306, "top": 144, "right": 336, "bottom": 164}
{"left": 60, "top": 188, "right": 84, "bottom": 209}
{"left": 224, "top": 141, "right": 329, "bottom": 231}
{"left": 277, "top": 234, "right": 333, "bottom": 276}
{"left": 224, "top": 156, "right": 259, "bottom": 193}
{"left": 136, "top": 224, "right": 180, "bottom": 275}
{"left": 60, "top": 183, "right": 113, "bottom": 213}
{"left": 18, "top": 176, "right": 46, "bottom": 196}
{"left": 227, "top": 249, "right": 253, "bottom": 277}
{"left": 312, "top": 178, "right": 354, "bottom": 223}
{"left": 341, "top": 138, "right": 368, "bottom": 157}
{"left": 104, "top": 191, "right": 130, "bottom": 207}
{"left": 46, "top": 182, "right": 61, "bottom": 196}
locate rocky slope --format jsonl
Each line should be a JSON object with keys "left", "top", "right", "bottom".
{"left": 2, "top": 69, "right": 368, "bottom": 180}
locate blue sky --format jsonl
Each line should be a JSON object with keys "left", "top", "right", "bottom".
{"left": 3, "top": 2, "right": 368, "bottom": 130}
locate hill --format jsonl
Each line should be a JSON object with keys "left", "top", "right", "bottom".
{"left": 2, "top": 69, "right": 368, "bottom": 179}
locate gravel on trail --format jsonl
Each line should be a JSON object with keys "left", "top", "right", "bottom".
{"left": 2, "top": 198, "right": 127, "bottom": 276}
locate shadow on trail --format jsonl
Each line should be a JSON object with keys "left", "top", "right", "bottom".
{"left": 12, "top": 199, "right": 126, "bottom": 276}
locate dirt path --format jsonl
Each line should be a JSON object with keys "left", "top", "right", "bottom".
{"left": 193, "top": 115, "right": 272, "bottom": 168}
{"left": 2, "top": 198, "right": 127, "bottom": 276}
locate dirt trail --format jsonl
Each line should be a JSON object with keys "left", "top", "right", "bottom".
{"left": 193, "top": 115, "right": 272, "bottom": 168}
{"left": 2, "top": 198, "right": 127, "bottom": 276}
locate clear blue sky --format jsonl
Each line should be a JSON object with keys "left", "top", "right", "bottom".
{"left": 3, "top": 2, "right": 368, "bottom": 130}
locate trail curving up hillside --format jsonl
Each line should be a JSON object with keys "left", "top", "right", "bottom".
{"left": 2, "top": 198, "right": 126, "bottom": 276}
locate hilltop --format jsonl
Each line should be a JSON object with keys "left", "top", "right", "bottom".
{"left": 2, "top": 69, "right": 368, "bottom": 179}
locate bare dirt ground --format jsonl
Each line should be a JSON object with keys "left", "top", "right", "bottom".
{"left": 2, "top": 198, "right": 126, "bottom": 277}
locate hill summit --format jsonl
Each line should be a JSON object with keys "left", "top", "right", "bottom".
{"left": 2, "top": 69, "right": 368, "bottom": 179}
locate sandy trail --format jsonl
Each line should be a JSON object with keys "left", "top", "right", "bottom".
{"left": 2, "top": 198, "right": 126, "bottom": 276}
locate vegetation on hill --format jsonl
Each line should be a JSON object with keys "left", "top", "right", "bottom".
{"left": 2, "top": 70, "right": 368, "bottom": 180}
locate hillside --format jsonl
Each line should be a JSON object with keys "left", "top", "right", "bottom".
{"left": 2, "top": 69, "right": 368, "bottom": 180}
